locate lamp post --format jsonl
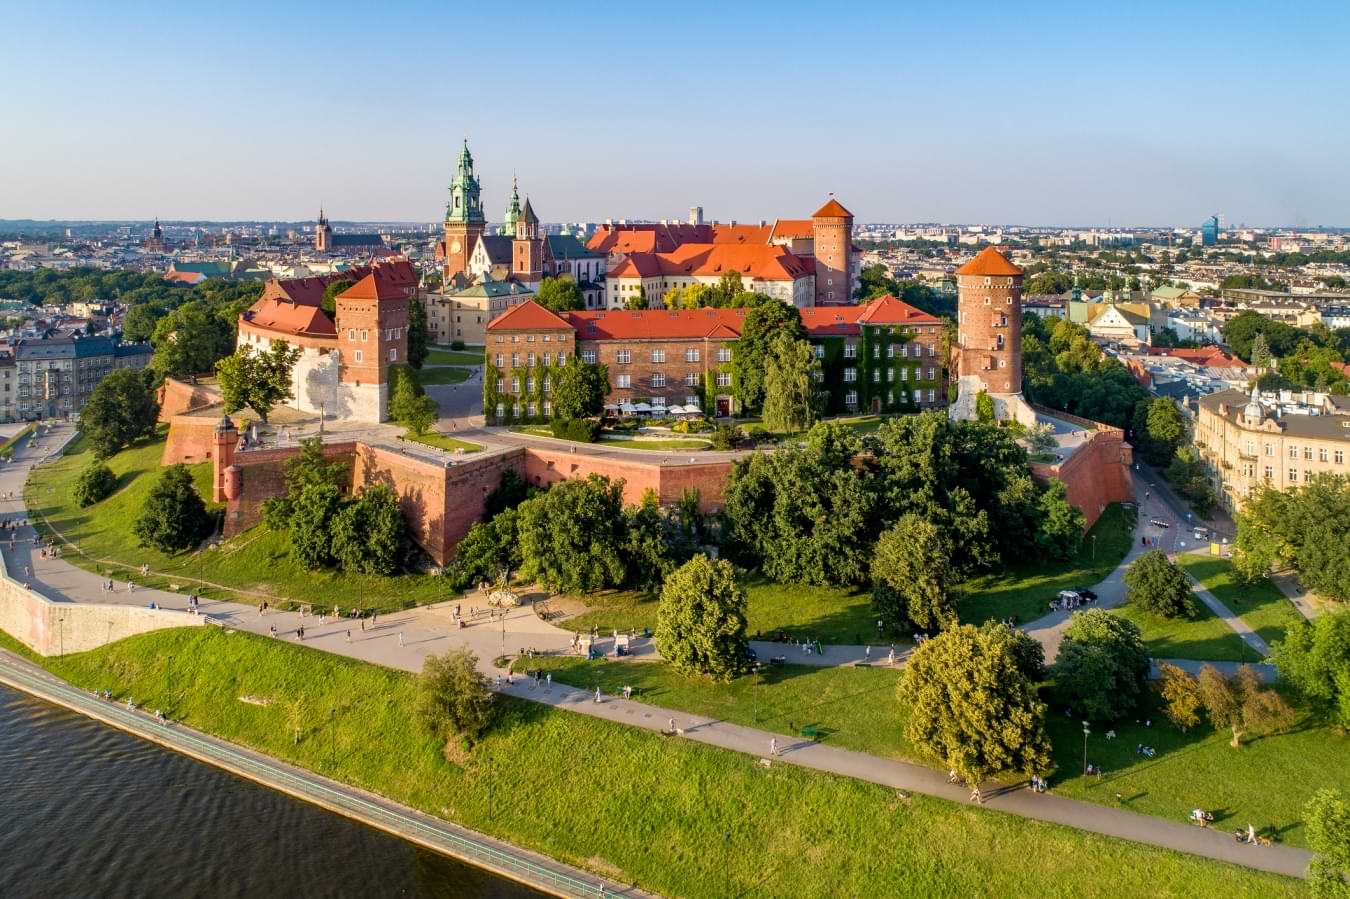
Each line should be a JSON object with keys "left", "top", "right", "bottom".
{"left": 329, "top": 705, "right": 336, "bottom": 769}
{"left": 166, "top": 654, "right": 173, "bottom": 707}
{"left": 1082, "top": 721, "right": 1091, "bottom": 776}
{"left": 58, "top": 613, "right": 65, "bottom": 660}
{"left": 1091, "top": 534, "right": 1097, "bottom": 561}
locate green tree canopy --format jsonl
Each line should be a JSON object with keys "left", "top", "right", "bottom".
{"left": 1124, "top": 549, "right": 1199, "bottom": 619}
{"left": 330, "top": 484, "right": 406, "bottom": 576}
{"left": 289, "top": 482, "right": 343, "bottom": 570}
{"left": 624, "top": 489, "right": 675, "bottom": 591}
{"left": 150, "top": 300, "right": 234, "bottom": 383}
{"left": 761, "top": 330, "right": 819, "bottom": 434}
{"left": 1304, "top": 788, "right": 1350, "bottom": 897}
{"left": 446, "top": 508, "right": 522, "bottom": 591}
{"left": 415, "top": 648, "right": 495, "bottom": 748}
{"left": 1236, "top": 474, "right": 1350, "bottom": 603}
{"left": 899, "top": 623, "right": 1052, "bottom": 790}
{"left": 1272, "top": 610, "right": 1350, "bottom": 730}
{"left": 215, "top": 339, "right": 301, "bottom": 424}
{"left": 74, "top": 461, "right": 117, "bottom": 507}
{"left": 535, "top": 276, "right": 585, "bottom": 313}
{"left": 1196, "top": 663, "right": 1295, "bottom": 747}
{"left": 321, "top": 279, "right": 355, "bottom": 318}
{"left": 871, "top": 513, "right": 956, "bottom": 631}
{"left": 406, "top": 296, "right": 429, "bottom": 369}
{"left": 517, "top": 475, "right": 627, "bottom": 593}
{"left": 551, "top": 356, "right": 608, "bottom": 421}
{"left": 1053, "top": 609, "right": 1151, "bottom": 721}
{"left": 732, "top": 297, "right": 806, "bottom": 414}
{"left": 389, "top": 366, "right": 438, "bottom": 436}
{"left": 79, "top": 368, "right": 160, "bottom": 459}
{"left": 655, "top": 555, "right": 749, "bottom": 681}
{"left": 132, "top": 464, "right": 213, "bottom": 553}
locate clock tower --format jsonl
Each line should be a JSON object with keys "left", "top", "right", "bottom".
{"left": 443, "top": 140, "right": 485, "bottom": 283}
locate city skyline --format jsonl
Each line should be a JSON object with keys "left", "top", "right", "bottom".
{"left": 3, "top": 1, "right": 1349, "bottom": 226}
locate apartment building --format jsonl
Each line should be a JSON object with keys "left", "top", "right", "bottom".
{"left": 2, "top": 335, "right": 152, "bottom": 421}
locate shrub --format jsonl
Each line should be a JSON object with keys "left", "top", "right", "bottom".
{"left": 1124, "top": 550, "right": 1199, "bottom": 619}
{"left": 710, "top": 424, "right": 742, "bottom": 451}
{"left": 450, "top": 340, "right": 466, "bottom": 350}
{"left": 132, "top": 464, "right": 213, "bottom": 554}
{"left": 415, "top": 648, "right": 495, "bottom": 748}
{"left": 73, "top": 461, "right": 117, "bottom": 507}
{"left": 549, "top": 417, "right": 600, "bottom": 443}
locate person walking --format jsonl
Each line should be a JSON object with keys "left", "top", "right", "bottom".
{"left": 345, "top": 630, "right": 351, "bottom": 644}
{"left": 769, "top": 738, "right": 778, "bottom": 757}
{"left": 545, "top": 673, "right": 552, "bottom": 688}
{"left": 269, "top": 625, "right": 277, "bottom": 638}
{"left": 398, "top": 632, "right": 404, "bottom": 647}
{"left": 594, "top": 687, "right": 602, "bottom": 703}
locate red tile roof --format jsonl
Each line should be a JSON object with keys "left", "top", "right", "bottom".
{"left": 245, "top": 300, "right": 336, "bottom": 337}
{"left": 955, "top": 246, "right": 1022, "bottom": 277}
{"left": 812, "top": 198, "right": 853, "bottom": 218}
{"left": 770, "top": 219, "right": 815, "bottom": 240}
{"left": 608, "top": 243, "right": 814, "bottom": 282}
{"left": 486, "top": 300, "right": 574, "bottom": 332}
{"left": 1146, "top": 346, "right": 1249, "bottom": 367}
{"left": 163, "top": 271, "right": 207, "bottom": 286}
{"left": 800, "top": 295, "right": 940, "bottom": 337}
{"left": 338, "top": 259, "right": 418, "bottom": 301}
{"left": 564, "top": 308, "right": 747, "bottom": 341}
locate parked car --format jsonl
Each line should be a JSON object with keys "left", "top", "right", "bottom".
{"left": 1073, "top": 587, "right": 1098, "bottom": 601}
{"left": 1149, "top": 518, "right": 1170, "bottom": 528}
{"left": 1193, "top": 527, "right": 1210, "bottom": 540}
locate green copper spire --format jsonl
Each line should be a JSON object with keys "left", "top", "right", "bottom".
{"left": 499, "top": 176, "right": 521, "bottom": 236}
{"left": 446, "top": 139, "right": 484, "bottom": 225}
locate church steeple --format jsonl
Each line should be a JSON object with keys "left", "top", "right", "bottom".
{"left": 499, "top": 176, "right": 522, "bottom": 236}
{"left": 446, "top": 139, "right": 484, "bottom": 226}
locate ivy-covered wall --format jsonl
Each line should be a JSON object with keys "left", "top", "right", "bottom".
{"left": 484, "top": 359, "right": 560, "bottom": 425}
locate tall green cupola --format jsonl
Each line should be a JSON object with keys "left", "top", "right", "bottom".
{"left": 446, "top": 140, "right": 485, "bottom": 225}
{"left": 498, "top": 176, "right": 521, "bottom": 236}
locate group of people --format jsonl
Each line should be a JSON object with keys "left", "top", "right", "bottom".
{"left": 1135, "top": 743, "right": 1157, "bottom": 759}
{"left": 1049, "top": 593, "right": 1094, "bottom": 613}
{"left": 1029, "top": 774, "right": 1049, "bottom": 793}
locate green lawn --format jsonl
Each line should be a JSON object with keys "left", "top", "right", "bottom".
{"left": 526, "top": 654, "right": 1349, "bottom": 849}
{"left": 426, "top": 349, "right": 483, "bottom": 366}
{"left": 1178, "top": 555, "right": 1303, "bottom": 650}
{"left": 599, "top": 437, "right": 710, "bottom": 451}
{"left": 418, "top": 366, "right": 473, "bottom": 385}
{"left": 562, "top": 576, "right": 882, "bottom": 645}
{"left": 0, "top": 627, "right": 1304, "bottom": 898}
{"left": 958, "top": 503, "right": 1136, "bottom": 626}
{"left": 25, "top": 434, "right": 452, "bottom": 612}
{"left": 1113, "top": 602, "right": 1264, "bottom": 663}
{"left": 406, "top": 431, "right": 483, "bottom": 454}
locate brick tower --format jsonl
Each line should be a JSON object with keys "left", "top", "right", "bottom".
{"left": 811, "top": 196, "right": 854, "bottom": 306}
{"left": 315, "top": 207, "right": 331, "bottom": 252}
{"left": 443, "top": 140, "right": 485, "bottom": 283}
{"left": 334, "top": 266, "right": 412, "bottom": 421}
{"left": 952, "top": 246, "right": 1025, "bottom": 420}
{"left": 512, "top": 196, "right": 544, "bottom": 286}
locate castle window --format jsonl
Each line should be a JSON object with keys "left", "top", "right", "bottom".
{"left": 843, "top": 343, "right": 857, "bottom": 359}
{"left": 348, "top": 329, "right": 355, "bottom": 340}
{"left": 354, "top": 350, "right": 364, "bottom": 363}
{"left": 389, "top": 348, "right": 397, "bottom": 362}
{"left": 814, "top": 345, "right": 825, "bottom": 359}
{"left": 361, "top": 330, "right": 368, "bottom": 341}
{"left": 845, "top": 390, "right": 858, "bottom": 407}
{"left": 716, "top": 372, "right": 731, "bottom": 387}
{"left": 928, "top": 389, "right": 936, "bottom": 403}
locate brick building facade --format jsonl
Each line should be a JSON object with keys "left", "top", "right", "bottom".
{"left": 483, "top": 294, "right": 945, "bottom": 421}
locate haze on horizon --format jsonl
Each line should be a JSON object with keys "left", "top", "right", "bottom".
{"left": 3, "top": 0, "right": 1348, "bottom": 228}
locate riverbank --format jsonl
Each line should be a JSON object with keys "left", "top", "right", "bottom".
{"left": 0, "top": 627, "right": 1306, "bottom": 899}
{"left": 0, "top": 645, "right": 625, "bottom": 899}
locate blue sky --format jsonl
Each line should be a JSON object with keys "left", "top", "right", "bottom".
{"left": 3, "top": 0, "right": 1348, "bottom": 226}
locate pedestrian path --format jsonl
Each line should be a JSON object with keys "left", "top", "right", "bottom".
{"left": 0, "top": 428, "right": 1312, "bottom": 880}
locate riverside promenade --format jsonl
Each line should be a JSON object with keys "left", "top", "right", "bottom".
{"left": 1, "top": 425, "right": 1312, "bottom": 880}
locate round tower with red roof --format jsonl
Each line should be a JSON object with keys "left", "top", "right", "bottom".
{"left": 952, "top": 246, "right": 1027, "bottom": 420}
{"left": 811, "top": 196, "right": 854, "bottom": 306}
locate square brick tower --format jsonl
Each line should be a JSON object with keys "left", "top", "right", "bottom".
{"left": 952, "top": 246, "right": 1026, "bottom": 420}
{"left": 443, "top": 140, "right": 485, "bottom": 283}
{"left": 811, "top": 197, "right": 854, "bottom": 306}
{"left": 334, "top": 264, "right": 413, "bottom": 422}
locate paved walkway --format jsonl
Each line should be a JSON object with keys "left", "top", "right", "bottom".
{"left": 3, "top": 428, "right": 1311, "bottom": 879}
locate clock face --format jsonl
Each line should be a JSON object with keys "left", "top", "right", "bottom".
{"left": 450, "top": 239, "right": 462, "bottom": 254}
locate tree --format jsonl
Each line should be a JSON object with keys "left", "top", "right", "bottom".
{"left": 483, "top": 469, "right": 532, "bottom": 520}
{"left": 415, "top": 648, "right": 495, "bottom": 749}
{"left": 761, "top": 331, "right": 819, "bottom": 434}
{"left": 1124, "top": 550, "right": 1199, "bottom": 619}
{"left": 215, "top": 340, "right": 301, "bottom": 424}
{"left": 624, "top": 490, "right": 674, "bottom": 591}
{"left": 149, "top": 301, "right": 234, "bottom": 383}
{"left": 1156, "top": 662, "right": 1202, "bottom": 732}
{"left": 132, "top": 464, "right": 213, "bottom": 553}
{"left": 1237, "top": 475, "right": 1350, "bottom": 603}
{"left": 975, "top": 391, "right": 995, "bottom": 422}
{"left": 1034, "top": 479, "right": 1085, "bottom": 561}
{"left": 406, "top": 296, "right": 429, "bottom": 369}
{"left": 550, "top": 356, "right": 608, "bottom": 421}
{"left": 289, "top": 482, "right": 342, "bottom": 570}
{"left": 1132, "top": 397, "right": 1186, "bottom": 467}
{"left": 1250, "top": 332, "right": 1271, "bottom": 370}
{"left": 655, "top": 555, "right": 749, "bottom": 681}
{"left": 80, "top": 368, "right": 159, "bottom": 459}
{"left": 446, "top": 508, "right": 521, "bottom": 591}
{"left": 871, "top": 514, "right": 956, "bottom": 631}
{"left": 623, "top": 287, "right": 648, "bottom": 311}
{"left": 534, "top": 276, "right": 584, "bottom": 313}
{"left": 330, "top": 484, "right": 405, "bottom": 575}
{"left": 389, "top": 367, "right": 438, "bottom": 436}
{"left": 321, "top": 279, "right": 354, "bottom": 318}
{"left": 73, "top": 461, "right": 117, "bottom": 507}
{"left": 121, "top": 304, "right": 164, "bottom": 343}
{"left": 1196, "top": 664, "right": 1295, "bottom": 747}
{"left": 732, "top": 298, "right": 806, "bottom": 414}
{"left": 1053, "top": 609, "right": 1151, "bottom": 721}
{"left": 517, "top": 475, "right": 627, "bottom": 593}
{"left": 1305, "top": 788, "right": 1350, "bottom": 898}
{"left": 1027, "top": 422, "right": 1057, "bottom": 455}
{"left": 1166, "top": 446, "right": 1216, "bottom": 518}
{"left": 1272, "top": 611, "right": 1350, "bottom": 730}
{"left": 899, "top": 623, "right": 1052, "bottom": 790}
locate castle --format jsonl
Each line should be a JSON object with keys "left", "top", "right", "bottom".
{"left": 950, "top": 246, "right": 1036, "bottom": 426}
{"left": 236, "top": 260, "right": 415, "bottom": 422}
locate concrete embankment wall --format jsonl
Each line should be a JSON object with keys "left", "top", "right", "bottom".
{"left": 0, "top": 554, "right": 202, "bottom": 656}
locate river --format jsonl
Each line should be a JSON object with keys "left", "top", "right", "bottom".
{"left": 0, "top": 685, "right": 544, "bottom": 898}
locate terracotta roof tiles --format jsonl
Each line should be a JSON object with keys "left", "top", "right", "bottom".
{"left": 955, "top": 246, "right": 1022, "bottom": 277}
{"left": 486, "top": 300, "right": 574, "bottom": 332}
{"left": 812, "top": 198, "right": 853, "bottom": 218}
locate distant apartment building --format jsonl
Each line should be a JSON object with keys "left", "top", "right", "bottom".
{"left": 1, "top": 335, "right": 152, "bottom": 421}
{"left": 483, "top": 294, "right": 945, "bottom": 420}
{"left": 1194, "top": 387, "right": 1350, "bottom": 513}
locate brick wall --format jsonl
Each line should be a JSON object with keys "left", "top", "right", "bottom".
{"left": 162, "top": 416, "right": 220, "bottom": 466}
{"left": 158, "top": 377, "right": 219, "bottom": 420}
{"left": 522, "top": 448, "right": 731, "bottom": 512}
{"left": 222, "top": 442, "right": 358, "bottom": 539}
{"left": 1032, "top": 429, "right": 1135, "bottom": 528}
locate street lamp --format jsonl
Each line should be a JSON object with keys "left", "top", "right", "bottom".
{"left": 1092, "top": 534, "right": 1097, "bottom": 561}
{"left": 329, "top": 705, "right": 336, "bottom": 769}
{"left": 166, "top": 654, "right": 173, "bottom": 707}
{"left": 1082, "top": 721, "right": 1091, "bottom": 776}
